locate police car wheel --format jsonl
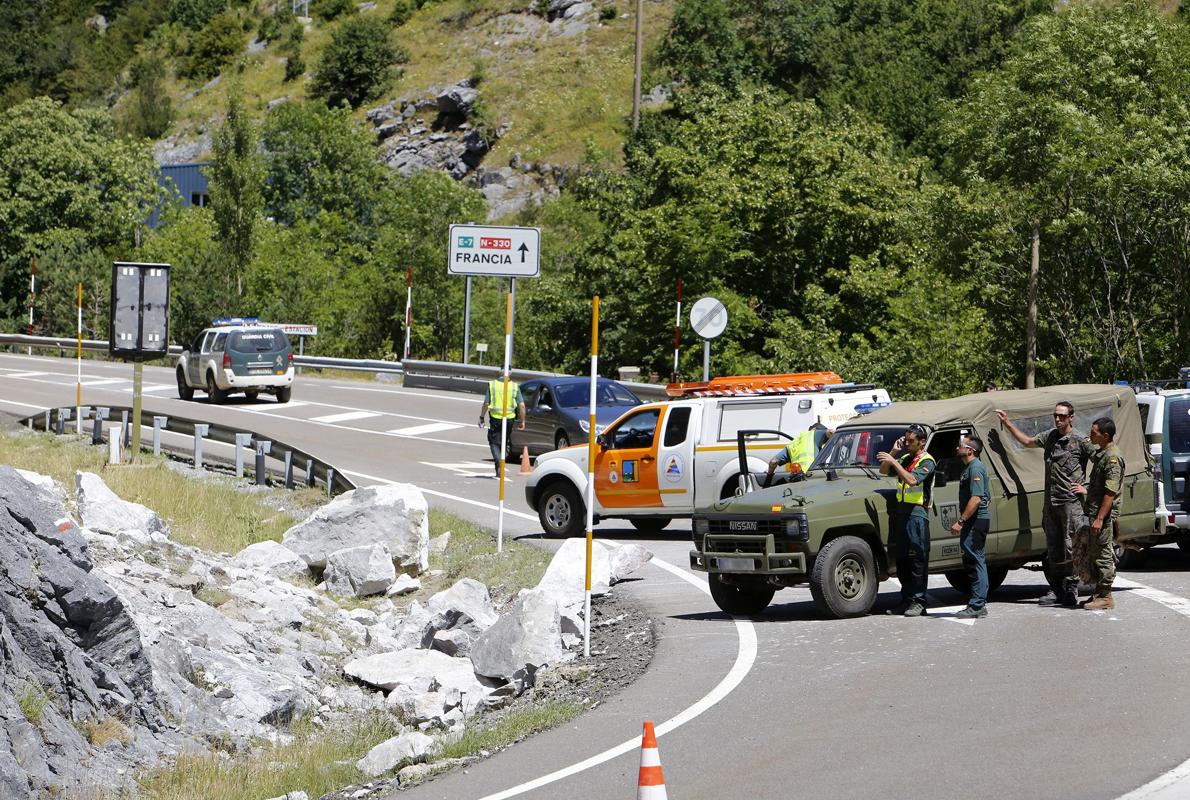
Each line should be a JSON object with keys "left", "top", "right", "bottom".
{"left": 245, "top": 390, "right": 259, "bottom": 402}
{"left": 629, "top": 518, "right": 671, "bottom": 534}
{"left": 707, "top": 574, "right": 775, "bottom": 616}
{"left": 538, "top": 481, "right": 584, "bottom": 538}
{"left": 176, "top": 368, "right": 193, "bottom": 401}
{"left": 555, "top": 431, "right": 570, "bottom": 450}
{"left": 809, "top": 535, "right": 878, "bottom": 618}
{"left": 276, "top": 386, "right": 291, "bottom": 404}
{"left": 206, "top": 373, "right": 224, "bottom": 404}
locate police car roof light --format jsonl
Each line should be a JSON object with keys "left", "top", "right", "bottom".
{"left": 212, "top": 317, "right": 260, "bottom": 327}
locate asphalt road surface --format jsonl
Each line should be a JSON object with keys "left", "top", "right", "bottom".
{"left": 3, "top": 351, "right": 1190, "bottom": 800}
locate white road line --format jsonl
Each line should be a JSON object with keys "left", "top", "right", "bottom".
{"left": 421, "top": 462, "right": 505, "bottom": 479}
{"left": 390, "top": 422, "right": 465, "bottom": 436}
{"left": 1114, "top": 576, "right": 1190, "bottom": 800}
{"left": 310, "top": 410, "right": 381, "bottom": 424}
{"left": 340, "top": 467, "right": 758, "bottom": 800}
{"left": 331, "top": 384, "right": 482, "bottom": 404}
{"left": 249, "top": 400, "right": 310, "bottom": 411}
{"left": 235, "top": 408, "right": 487, "bottom": 449}
{"left": 81, "top": 378, "right": 125, "bottom": 387}
{"left": 2, "top": 371, "right": 47, "bottom": 378}
{"left": 141, "top": 384, "right": 177, "bottom": 393}
{"left": 0, "top": 399, "right": 49, "bottom": 410}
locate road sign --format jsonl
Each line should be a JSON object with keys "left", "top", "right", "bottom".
{"left": 690, "top": 296, "right": 728, "bottom": 340}
{"left": 448, "top": 224, "right": 541, "bottom": 278}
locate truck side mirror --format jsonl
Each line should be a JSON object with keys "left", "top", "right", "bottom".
{"left": 596, "top": 433, "right": 608, "bottom": 449}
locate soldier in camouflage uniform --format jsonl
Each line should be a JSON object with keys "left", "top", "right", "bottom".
{"left": 995, "top": 402, "right": 1096, "bottom": 608}
{"left": 1073, "top": 417, "right": 1125, "bottom": 610}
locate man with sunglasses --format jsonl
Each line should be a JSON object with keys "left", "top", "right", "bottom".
{"left": 950, "top": 435, "right": 991, "bottom": 618}
{"left": 877, "top": 424, "right": 937, "bottom": 616}
{"left": 995, "top": 402, "right": 1095, "bottom": 608}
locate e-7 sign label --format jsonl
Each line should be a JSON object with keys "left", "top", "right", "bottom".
{"left": 448, "top": 224, "right": 540, "bottom": 278}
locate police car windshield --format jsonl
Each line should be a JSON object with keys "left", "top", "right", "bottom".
{"left": 228, "top": 330, "right": 289, "bottom": 352}
{"left": 814, "top": 427, "right": 905, "bottom": 469}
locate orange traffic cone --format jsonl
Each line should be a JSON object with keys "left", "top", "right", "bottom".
{"left": 637, "top": 721, "right": 667, "bottom": 799}
{"left": 519, "top": 446, "right": 532, "bottom": 474}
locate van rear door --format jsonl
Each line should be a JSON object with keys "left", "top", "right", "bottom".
{"left": 1164, "top": 396, "right": 1190, "bottom": 516}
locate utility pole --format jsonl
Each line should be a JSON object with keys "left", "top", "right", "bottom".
{"left": 631, "top": 0, "right": 643, "bottom": 132}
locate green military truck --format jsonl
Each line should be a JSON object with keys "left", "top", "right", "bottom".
{"left": 690, "top": 385, "right": 1159, "bottom": 618}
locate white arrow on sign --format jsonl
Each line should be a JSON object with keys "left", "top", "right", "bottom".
{"left": 690, "top": 296, "right": 728, "bottom": 340}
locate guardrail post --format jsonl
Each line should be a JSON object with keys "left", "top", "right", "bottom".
{"left": 283, "top": 451, "right": 294, "bottom": 489}
{"left": 26, "top": 416, "right": 33, "bottom": 430}
{"left": 121, "top": 410, "right": 131, "bottom": 450}
{"left": 152, "top": 417, "right": 168, "bottom": 456}
{"left": 91, "top": 408, "right": 109, "bottom": 446}
{"left": 306, "top": 460, "right": 316, "bottom": 488}
{"left": 108, "top": 425, "right": 122, "bottom": 464}
{"left": 234, "top": 433, "right": 253, "bottom": 478}
{"left": 75, "top": 407, "right": 90, "bottom": 437}
{"left": 43, "top": 410, "right": 50, "bottom": 432}
{"left": 55, "top": 408, "right": 71, "bottom": 435}
{"left": 254, "top": 440, "right": 272, "bottom": 486}
{"left": 326, "top": 468, "right": 336, "bottom": 498}
{"left": 193, "top": 424, "right": 210, "bottom": 470}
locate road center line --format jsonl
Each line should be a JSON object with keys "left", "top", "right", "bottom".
{"left": 340, "top": 467, "right": 758, "bottom": 800}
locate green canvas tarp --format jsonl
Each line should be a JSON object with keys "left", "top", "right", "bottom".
{"left": 837, "top": 385, "right": 1148, "bottom": 497}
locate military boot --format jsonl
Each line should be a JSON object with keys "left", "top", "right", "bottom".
{"left": 1060, "top": 577, "right": 1080, "bottom": 608}
{"left": 1085, "top": 592, "right": 1115, "bottom": 611}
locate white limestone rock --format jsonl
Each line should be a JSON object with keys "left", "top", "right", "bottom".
{"left": 469, "top": 588, "right": 569, "bottom": 691}
{"left": 386, "top": 573, "right": 421, "bottom": 597}
{"left": 535, "top": 539, "right": 652, "bottom": 610}
{"left": 232, "top": 541, "right": 309, "bottom": 581}
{"left": 75, "top": 471, "right": 169, "bottom": 538}
{"left": 282, "top": 484, "right": 429, "bottom": 572}
{"left": 357, "top": 730, "right": 434, "bottom": 778}
{"left": 344, "top": 649, "right": 488, "bottom": 712}
{"left": 324, "top": 543, "right": 396, "bottom": 597}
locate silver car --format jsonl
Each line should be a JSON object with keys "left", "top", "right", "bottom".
{"left": 509, "top": 377, "right": 642, "bottom": 456}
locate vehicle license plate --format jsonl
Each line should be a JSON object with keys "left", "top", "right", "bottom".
{"left": 716, "top": 557, "right": 755, "bottom": 572}
{"left": 249, "top": 369, "right": 270, "bottom": 375}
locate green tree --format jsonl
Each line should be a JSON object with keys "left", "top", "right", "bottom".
{"left": 207, "top": 88, "right": 264, "bottom": 300}
{"left": 311, "top": 16, "right": 405, "bottom": 108}
{"left": 120, "top": 53, "right": 174, "bottom": 139}
{"left": 169, "top": 0, "right": 228, "bottom": 30}
{"left": 139, "top": 204, "right": 225, "bottom": 344}
{"left": 184, "top": 11, "right": 244, "bottom": 81}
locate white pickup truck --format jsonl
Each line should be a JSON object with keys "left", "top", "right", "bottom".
{"left": 524, "top": 374, "right": 891, "bottom": 537}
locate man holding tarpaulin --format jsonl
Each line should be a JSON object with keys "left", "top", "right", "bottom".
{"left": 995, "top": 402, "right": 1095, "bottom": 608}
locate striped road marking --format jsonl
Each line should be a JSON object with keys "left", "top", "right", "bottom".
{"left": 0, "top": 371, "right": 48, "bottom": 378}
{"left": 388, "top": 421, "right": 465, "bottom": 436}
{"left": 310, "top": 410, "right": 381, "bottom": 424}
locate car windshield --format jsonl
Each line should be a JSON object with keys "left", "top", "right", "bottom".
{"left": 228, "top": 330, "right": 289, "bottom": 352}
{"left": 554, "top": 381, "right": 639, "bottom": 408}
{"left": 813, "top": 427, "right": 906, "bottom": 468}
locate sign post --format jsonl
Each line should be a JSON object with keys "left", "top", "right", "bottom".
{"left": 690, "top": 296, "right": 728, "bottom": 381}
{"left": 403, "top": 267, "right": 413, "bottom": 361}
{"left": 448, "top": 224, "right": 541, "bottom": 548}
{"left": 110, "top": 262, "right": 171, "bottom": 461}
{"left": 584, "top": 296, "right": 599, "bottom": 658}
{"left": 76, "top": 283, "right": 83, "bottom": 435}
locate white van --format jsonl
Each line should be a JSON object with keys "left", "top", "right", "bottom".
{"left": 524, "top": 373, "right": 891, "bottom": 537}
{"left": 1125, "top": 373, "right": 1190, "bottom": 565}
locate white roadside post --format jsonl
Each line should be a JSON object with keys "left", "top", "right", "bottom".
{"left": 75, "top": 283, "right": 83, "bottom": 435}
{"left": 403, "top": 266, "right": 413, "bottom": 361}
{"left": 584, "top": 296, "right": 600, "bottom": 658}
{"left": 497, "top": 291, "right": 514, "bottom": 553}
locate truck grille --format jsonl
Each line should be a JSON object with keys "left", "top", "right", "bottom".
{"left": 706, "top": 536, "right": 767, "bottom": 554}
{"left": 708, "top": 518, "right": 786, "bottom": 536}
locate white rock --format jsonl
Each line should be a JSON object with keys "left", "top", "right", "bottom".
{"left": 15, "top": 468, "right": 64, "bottom": 504}
{"left": 282, "top": 484, "right": 429, "bottom": 571}
{"left": 324, "top": 543, "right": 396, "bottom": 597}
{"left": 232, "top": 541, "right": 309, "bottom": 581}
{"left": 469, "top": 588, "right": 568, "bottom": 690}
{"left": 609, "top": 543, "right": 653, "bottom": 582}
{"left": 345, "top": 649, "right": 488, "bottom": 710}
{"left": 264, "top": 792, "right": 309, "bottom": 800}
{"left": 357, "top": 731, "right": 434, "bottom": 778}
{"left": 76, "top": 471, "right": 169, "bottom": 538}
{"left": 535, "top": 539, "right": 652, "bottom": 610}
{"left": 386, "top": 573, "right": 421, "bottom": 597}
{"left": 428, "top": 531, "right": 451, "bottom": 554}
{"left": 419, "top": 578, "right": 498, "bottom": 650}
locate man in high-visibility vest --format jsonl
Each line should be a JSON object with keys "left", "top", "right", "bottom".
{"left": 766, "top": 417, "right": 831, "bottom": 482}
{"left": 479, "top": 377, "right": 526, "bottom": 477}
{"left": 877, "top": 424, "right": 937, "bottom": 617}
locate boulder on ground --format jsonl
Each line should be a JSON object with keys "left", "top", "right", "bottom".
{"left": 419, "top": 578, "right": 497, "bottom": 653}
{"left": 324, "top": 543, "right": 396, "bottom": 597}
{"left": 76, "top": 471, "right": 169, "bottom": 538}
{"left": 436, "top": 81, "right": 477, "bottom": 117}
{"left": 345, "top": 649, "right": 488, "bottom": 709}
{"left": 282, "top": 484, "right": 429, "bottom": 572}
{"left": 534, "top": 539, "right": 652, "bottom": 610}
{"left": 469, "top": 588, "right": 568, "bottom": 691}
{"left": 386, "top": 573, "right": 420, "bottom": 597}
{"left": 357, "top": 730, "right": 434, "bottom": 778}
{"left": 232, "top": 541, "right": 308, "bottom": 581}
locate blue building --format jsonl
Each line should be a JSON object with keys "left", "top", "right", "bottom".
{"left": 148, "top": 162, "right": 210, "bottom": 227}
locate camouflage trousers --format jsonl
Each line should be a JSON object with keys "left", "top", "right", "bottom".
{"left": 1042, "top": 502, "right": 1088, "bottom": 588}
{"left": 1073, "top": 521, "right": 1116, "bottom": 591}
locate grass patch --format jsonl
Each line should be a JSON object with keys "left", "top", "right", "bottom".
{"left": 0, "top": 429, "right": 304, "bottom": 553}
{"left": 426, "top": 508, "right": 550, "bottom": 601}
{"left": 82, "top": 716, "right": 132, "bottom": 747}
{"left": 18, "top": 683, "right": 53, "bottom": 726}
{"left": 137, "top": 712, "right": 401, "bottom": 800}
{"left": 195, "top": 587, "right": 232, "bottom": 607}
{"left": 437, "top": 700, "right": 585, "bottom": 760}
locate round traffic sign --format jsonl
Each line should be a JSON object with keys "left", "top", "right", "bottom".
{"left": 690, "top": 296, "right": 728, "bottom": 339}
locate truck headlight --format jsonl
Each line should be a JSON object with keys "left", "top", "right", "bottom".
{"left": 693, "top": 518, "right": 709, "bottom": 536}
{"left": 784, "top": 514, "right": 809, "bottom": 541}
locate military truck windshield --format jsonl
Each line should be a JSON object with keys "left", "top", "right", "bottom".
{"left": 814, "top": 427, "right": 904, "bottom": 468}
{"left": 229, "top": 330, "right": 289, "bottom": 352}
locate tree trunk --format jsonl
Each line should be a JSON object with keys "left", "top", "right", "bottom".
{"left": 1025, "top": 219, "right": 1040, "bottom": 389}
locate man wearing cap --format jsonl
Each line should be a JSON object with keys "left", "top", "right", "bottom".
{"left": 877, "top": 424, "right": 937, "bottom": 616}
{"left": 995, "top": 402, "right": 1094, "bottom": 608}
{"left": 766, "top": 416, "right": 832, "bottom": 483}
{"left": 950, "top": 435, "right": 991, "bottom": 619}
{"left": 1073, "top": 417, "right": 1124, "bottom": 610}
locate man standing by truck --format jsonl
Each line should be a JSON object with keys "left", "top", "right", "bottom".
{"left": 995, "top": 402, "right": 1093, "bottom": 608}
{"left": 877, "top": 424, "right": 937, "bottom": 617}
{"left": 1073, "top": 417, "right": 1124, "bottom": 610}
{"left": 950, "top": 435, "right": 992, "bottom": 619}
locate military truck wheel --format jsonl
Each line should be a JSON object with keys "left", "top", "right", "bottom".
{"left": 205, "top": 373, "right": 225, "bottom": 404}
{"left": 629, "top": 518, "right": 671, "bottom": 534}
{"left": 708, "top": 574, "right": 775, "bottom": 616}
{"left": 810, "top": 536, "right": 878, "bottom": 618}
{"left": 944, "top": 567, "right": 1008, "bottom": 596}
{"left": 176, "top": 368, "right": 193, "bottom": 401}
{"left": 538, "top": 481, "right": 585, "bottom": 538}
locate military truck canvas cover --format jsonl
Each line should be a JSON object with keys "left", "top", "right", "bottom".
{"left": 835, "top": 385, "right": 1147, "bottom": 496}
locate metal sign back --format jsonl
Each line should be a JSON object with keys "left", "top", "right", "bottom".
{"left": 448, "top": 224, "right": 541, "bottom": 278}
{"left": 109, "top": 262, "right": 171, "bottom": 361}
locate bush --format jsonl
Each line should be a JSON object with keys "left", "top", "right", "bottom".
{"left": 311, "top": 16, "right": 404, "bottom": 108}
{"left": 599, "top": 5, "right": 616, "bottom": 20}
{"left": 315, "top": 0, "right": 356, "bottom": 21}
{"left": 389, "top": 0, "right": 415, "bottom": 26}
{"left": 185, "top": 12, "right": 245, "bottom": 81}
{"left": 120, "top": 54, "right": 174, "bottom": 138}
{"left": 168, "top": 0, "right": 228, "bottom": 29}
{"left": 284, "top": 53, "right": 306, "bottom": 81}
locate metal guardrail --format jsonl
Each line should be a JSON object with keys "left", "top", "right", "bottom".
{"left": 0, "top": 333, "right": 669, "bottom": 399}
{"left": 18, "top": 404, "right": 355, "bottom": 496}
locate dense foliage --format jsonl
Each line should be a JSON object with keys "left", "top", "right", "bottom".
{"left": 311, "top": 16, "right": 406, "bottom": 109}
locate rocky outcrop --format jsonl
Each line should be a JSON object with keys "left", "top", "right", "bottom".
{"left": 421, "top": 578, "right": 499, "bottom": 655}
{"left": 282, "top": 483, "right": 429, "bottom": 572}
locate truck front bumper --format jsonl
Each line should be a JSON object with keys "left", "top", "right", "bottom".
{"left": 690, "top": 533, "right": 807, "bottom": 575}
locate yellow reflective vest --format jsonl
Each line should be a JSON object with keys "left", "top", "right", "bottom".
{"left": 783, "top": 430, "right": 818, "bottom": 473}
{"left": 487, "top": 379, "right": 521, "bottom": 419}
{"left": 897, "top": 451, "right": 936, "bottom": 506}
